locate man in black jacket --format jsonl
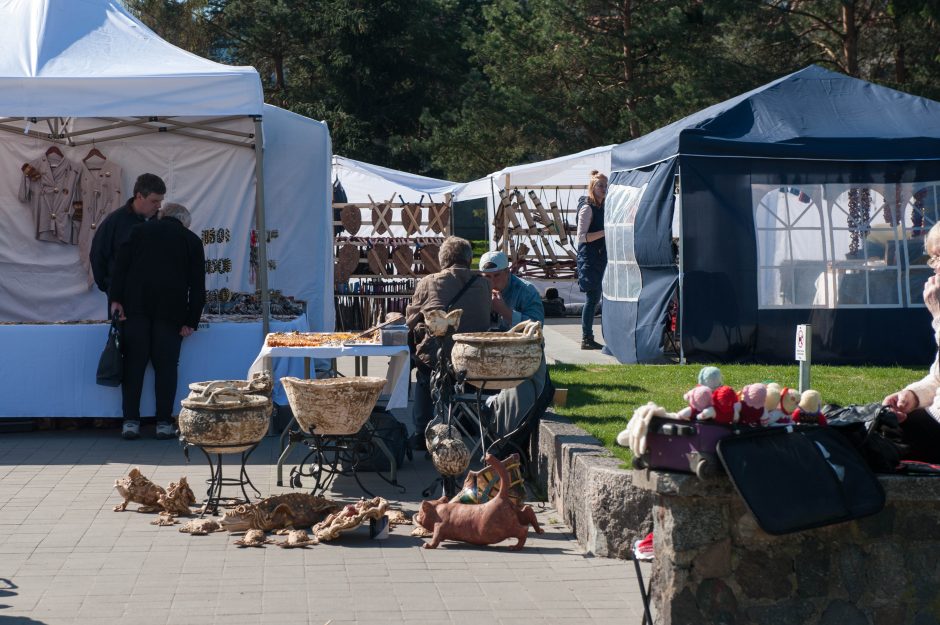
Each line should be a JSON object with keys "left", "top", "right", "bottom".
{"left": 109, "top": 203, "right": 206, "bottom": 440}
{"left": 90, "top": 173, "right": 165, "bottom": 304}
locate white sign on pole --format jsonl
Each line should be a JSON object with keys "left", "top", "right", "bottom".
{"left": 795, "top": 324, "right": 808, "bottom": 361}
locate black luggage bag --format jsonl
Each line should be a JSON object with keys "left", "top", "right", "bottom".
{"left": 716, "top": 425, "right": 886, "bottom": 535}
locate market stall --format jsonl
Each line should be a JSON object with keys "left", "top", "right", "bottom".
{"left": 0, "top": 0, "right": 333, "bottom": 417}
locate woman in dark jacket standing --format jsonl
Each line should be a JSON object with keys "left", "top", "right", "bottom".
{"left": 576, "top": 170, "right": 608, "bottom": 350}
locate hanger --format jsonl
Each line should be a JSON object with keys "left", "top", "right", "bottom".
{"left": 45, "top": 145, "right": 63, "bottom": 158}
{"left": 83, "top": 147, "right": 106, "bottom": 163}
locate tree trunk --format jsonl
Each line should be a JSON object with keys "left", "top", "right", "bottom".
{"left": 842, "top": 1, "right": 858, "bottom": 76}
{"left": 621, "top": 0, "right": 640, "bottom": 138}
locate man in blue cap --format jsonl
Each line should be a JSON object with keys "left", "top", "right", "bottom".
{"left": 478, "top": 250, "right": 544, "bottom": 330}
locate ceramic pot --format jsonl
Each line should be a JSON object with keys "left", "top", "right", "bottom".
{"left": 179, "top": 388, "right": 271, "bottom": 454}
{"left": 281, "top": 376, "right": 386, "bottom": 436}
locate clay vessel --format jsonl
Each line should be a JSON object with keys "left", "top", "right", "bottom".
{"left": 179, "top": 388, "right": 271, "bottom": 454}
{"left": 451, "top": 320, "right": 543, "bottom": 389}
{"left": 281, "top": 376, "right": 386, "bottom": 436}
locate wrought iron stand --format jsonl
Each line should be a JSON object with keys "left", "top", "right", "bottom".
{"left": 183, "top": 440, "right": 262, "bottom": 517}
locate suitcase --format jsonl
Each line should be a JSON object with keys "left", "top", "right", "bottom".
{"left": 717, "top": 425, "right": 885, "bottom": 535}
{"left": 634, "top": 416, "right": 734, "bottom": 479}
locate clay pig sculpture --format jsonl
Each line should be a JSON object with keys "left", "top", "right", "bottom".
{"left": 415, "top": 454, "right": 544, "bottom": 550}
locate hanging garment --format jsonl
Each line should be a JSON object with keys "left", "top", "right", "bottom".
{"left": 19, "top": 152, "right": 83, "bottom": 244}
{"left": 77, "top": 157, "right": 123, "bottom": 286}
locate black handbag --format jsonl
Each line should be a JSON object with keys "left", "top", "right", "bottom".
{"left": 96, "top": 313, "right": 124, "bottom": 387}
{"left": 824, "top": 403, "right": 909, "bottom": 473}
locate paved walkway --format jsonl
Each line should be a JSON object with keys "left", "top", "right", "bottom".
{"left": 0, "top": 430, "right": 647, "bottom": 625}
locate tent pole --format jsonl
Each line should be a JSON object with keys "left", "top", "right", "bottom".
{"left": 677, "top": 165, "right": 686, "bottom": 365}
{"left": 252, "top": 116, "right": 271, "bottom": 336}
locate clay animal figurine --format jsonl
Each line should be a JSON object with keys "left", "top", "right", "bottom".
{"left": 157, "top": 477, "right": 196, "bottom": 517}
{"left": 234, "top": 529, "right": 272, "bottom": 547}
{"left": 711, "top": 386, "right": 740, "bottom": 425}
{"left": 737, "top": 383, "right": 767, "bottom": 427}
{"left": 414, "top": 454, "right": 544, "bottom": 550}
{"left": 179, "top": 518, "right": 224, "bottom": 535}
{"left": 276, "top": 530, "right": 317, "bottom": 548}
{"left": 792, "top": 389, "right": 827, "bottom": 425}
{"left": 220, "top": 493, "right": 340, "bottom": 532}
{"left": 424, "top": 308, "right": 463, "bottom": 338}
{"left": 697, "top": 366, "right": 724, "bottom": 390}
{"left": 311, "top": 497, "right": 389, "bottom": 542}
{"left": 113, "top": 467, "right": 166, "bottom": 512}
{"left": 676, "top": 386, "right": 715, "bottom": 421}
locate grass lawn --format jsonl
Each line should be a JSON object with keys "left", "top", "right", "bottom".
{"left": 547, "top": 363, "right": 922, "bottom": 465}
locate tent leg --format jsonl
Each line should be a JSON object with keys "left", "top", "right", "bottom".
{"left": 253, "top": 116, "right": 271, "bottom": 336}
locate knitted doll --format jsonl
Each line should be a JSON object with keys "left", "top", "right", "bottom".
{"left": 697, "top": 366, "right": 723, "bottom": 391}
{"left": 779, "top": 387, "right": 800, "bottom": 422}
{"left": 711, "top": 385, "right": 740, "bottom": 425}
{"left": 676, "top": 385, "right": 715, "bottom": 421}
{"left": 792, "top": 389, "right": 827, "bottom": 425}
{"left": 763, "top": 382, "right": 787, "bottom": 425}
{"left": 737, "top": 383, "right": 766, "bottom": 427}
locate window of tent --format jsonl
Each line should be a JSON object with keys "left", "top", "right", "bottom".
{"left": 752, "top": 182, "right": 940, "bottom": 309}
{"left": 603, "top": 182, "right": 646, "bottom": 302}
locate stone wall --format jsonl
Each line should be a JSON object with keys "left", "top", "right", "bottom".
{"left": 634, "top": 470, "right": 940, "bottom": 625}
{"left": 534, "top": 412, "right": 653, "bottom": 558}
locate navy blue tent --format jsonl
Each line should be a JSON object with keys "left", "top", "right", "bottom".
{"left": 604, "top": 65, "right": 940, "bottom": 365}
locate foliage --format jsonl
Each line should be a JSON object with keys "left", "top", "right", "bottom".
{"left": 124, "top": 0, "right": 940, "bottom": 179}
{"left": 548, "top": 363, "right": 921, "bottom": 465}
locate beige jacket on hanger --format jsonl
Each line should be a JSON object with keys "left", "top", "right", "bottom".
{"left": 19, "top": 152, "right": 83, "bottom": 244}
{"left": 77, "top": 157, "right": 123, "bottom": 286}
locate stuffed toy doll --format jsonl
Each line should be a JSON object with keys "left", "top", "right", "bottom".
{"left": 711, "top": 385, "right": 740, "bottom": 424}
{"left": 792, "top": 389, "right": 827, "bottom": 425}
{"left": 778, "top": 387, "right": 800, "bottom": 423}
{"left": 676, "top": 385, "right": 715, "bottom": 421}
{"left": 763, "top": 382, "right": 787, "bottom": 425}
{"left": 737, "top": 383, "right": 766, "bottom": 427}
{"left": 697, "top": 366, "right": 723, "bottom": 390}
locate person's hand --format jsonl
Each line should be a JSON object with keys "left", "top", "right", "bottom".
{"left": 883, "top": 389, "right": 917, "bottom": 421}
{"left": 180, "top": 326, "right": 195, "bottom": 337}
{"left": 925, "top": 275, "right": 940, "bottom": 319}
{"left": 110, "top": 301, "right": 125, "bottom": 321}
{"left": 491, "top": 290, "right": 511, "bottom": 322}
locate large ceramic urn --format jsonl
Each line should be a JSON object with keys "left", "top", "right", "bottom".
{"left": 450, "top": 320, "right": 543, "bottom": 389}
{"left": 179, "top": 386, "right": 272, "bottom": 454}
{"left": 280, "top": 376, "right": 386, "bottom": 436}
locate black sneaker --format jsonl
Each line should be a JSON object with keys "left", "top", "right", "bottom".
{"left": 581, "top": 337, "right": 604, "bottom": 350}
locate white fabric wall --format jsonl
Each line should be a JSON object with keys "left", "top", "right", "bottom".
{"left": 263, "top": 105, "right": 333, "bottom": 331}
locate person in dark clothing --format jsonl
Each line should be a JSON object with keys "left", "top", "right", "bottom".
{"left": 576, "top": 170, "right": 608, "bottom": 350}
{"left": 109, "top": 203, "right": 206, "bottom": 440}
{"left": 90, "top": 173, "right": 166, "bottom": 307}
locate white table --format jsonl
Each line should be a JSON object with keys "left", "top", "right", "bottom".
{"left": 248, "top": 340, "right": 411, "bottom": 488}
{"left": 248, "top": 342, "right": 411, "bottom": 410}
{"left": 0, "top": 316, "right": 307, "bottom": 418}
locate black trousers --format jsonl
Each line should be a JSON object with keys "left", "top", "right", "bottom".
{"left": 121, "top": 315, "right": 183, "bottom": 422}
{"left": 900, "top": 408, "right": 940, "bottom": 463}
{"left": 413, "top": 362, "right": 433, "bottom": 436}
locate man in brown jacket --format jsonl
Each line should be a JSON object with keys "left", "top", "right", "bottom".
{"left": 406, "top": 236, "right": 491, "bottom": 449}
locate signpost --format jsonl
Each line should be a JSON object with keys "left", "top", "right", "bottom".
{"left": 795, "top": 324, "right": 811, "bottom": 392}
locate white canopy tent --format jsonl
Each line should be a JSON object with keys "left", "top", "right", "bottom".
{"left": 455, "top": 145, "right": 614, "bottom": 303}
{"left": 332, "top": 155, "right": 461, "bottom": 238}
{"left": 0, "top": 0, "right": 333, "bottom": 417}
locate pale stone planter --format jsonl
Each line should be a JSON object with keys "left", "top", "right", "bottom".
{"left": 280, "top": 376, "right": 385, "bottom": 436}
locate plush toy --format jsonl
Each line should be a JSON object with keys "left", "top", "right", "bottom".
{"left": 617, "top": 402, "right": 669, "bottom": 457}
{"left": 737, "top": 383, "right": 766, "bottom": 427}
{"left": 763, "top": 382, "right": 787, "bottom": 425}
{"left": 792, "top": 389, "right": 827, "bottom": 425}
{"left": 697, "top": 366, "right": 724, "bottom": 390}
{"left": 711, "top": 385, "right": 740, "bottom": 424}
{"left": 676, "top": 386, "right": 715, "bottom": 421}
{"left": 779, "top": 387, "right": 800, "bottom": 420}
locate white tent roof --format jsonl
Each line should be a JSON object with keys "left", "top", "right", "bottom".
{"left": 332, "top": 155, "right": 461, "bottom": 203}
{"left": 0, "top": 0, "right": 263, "bottom": 116}
{"left": 456, "top": 144, "right": 614, "bottom": 203}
